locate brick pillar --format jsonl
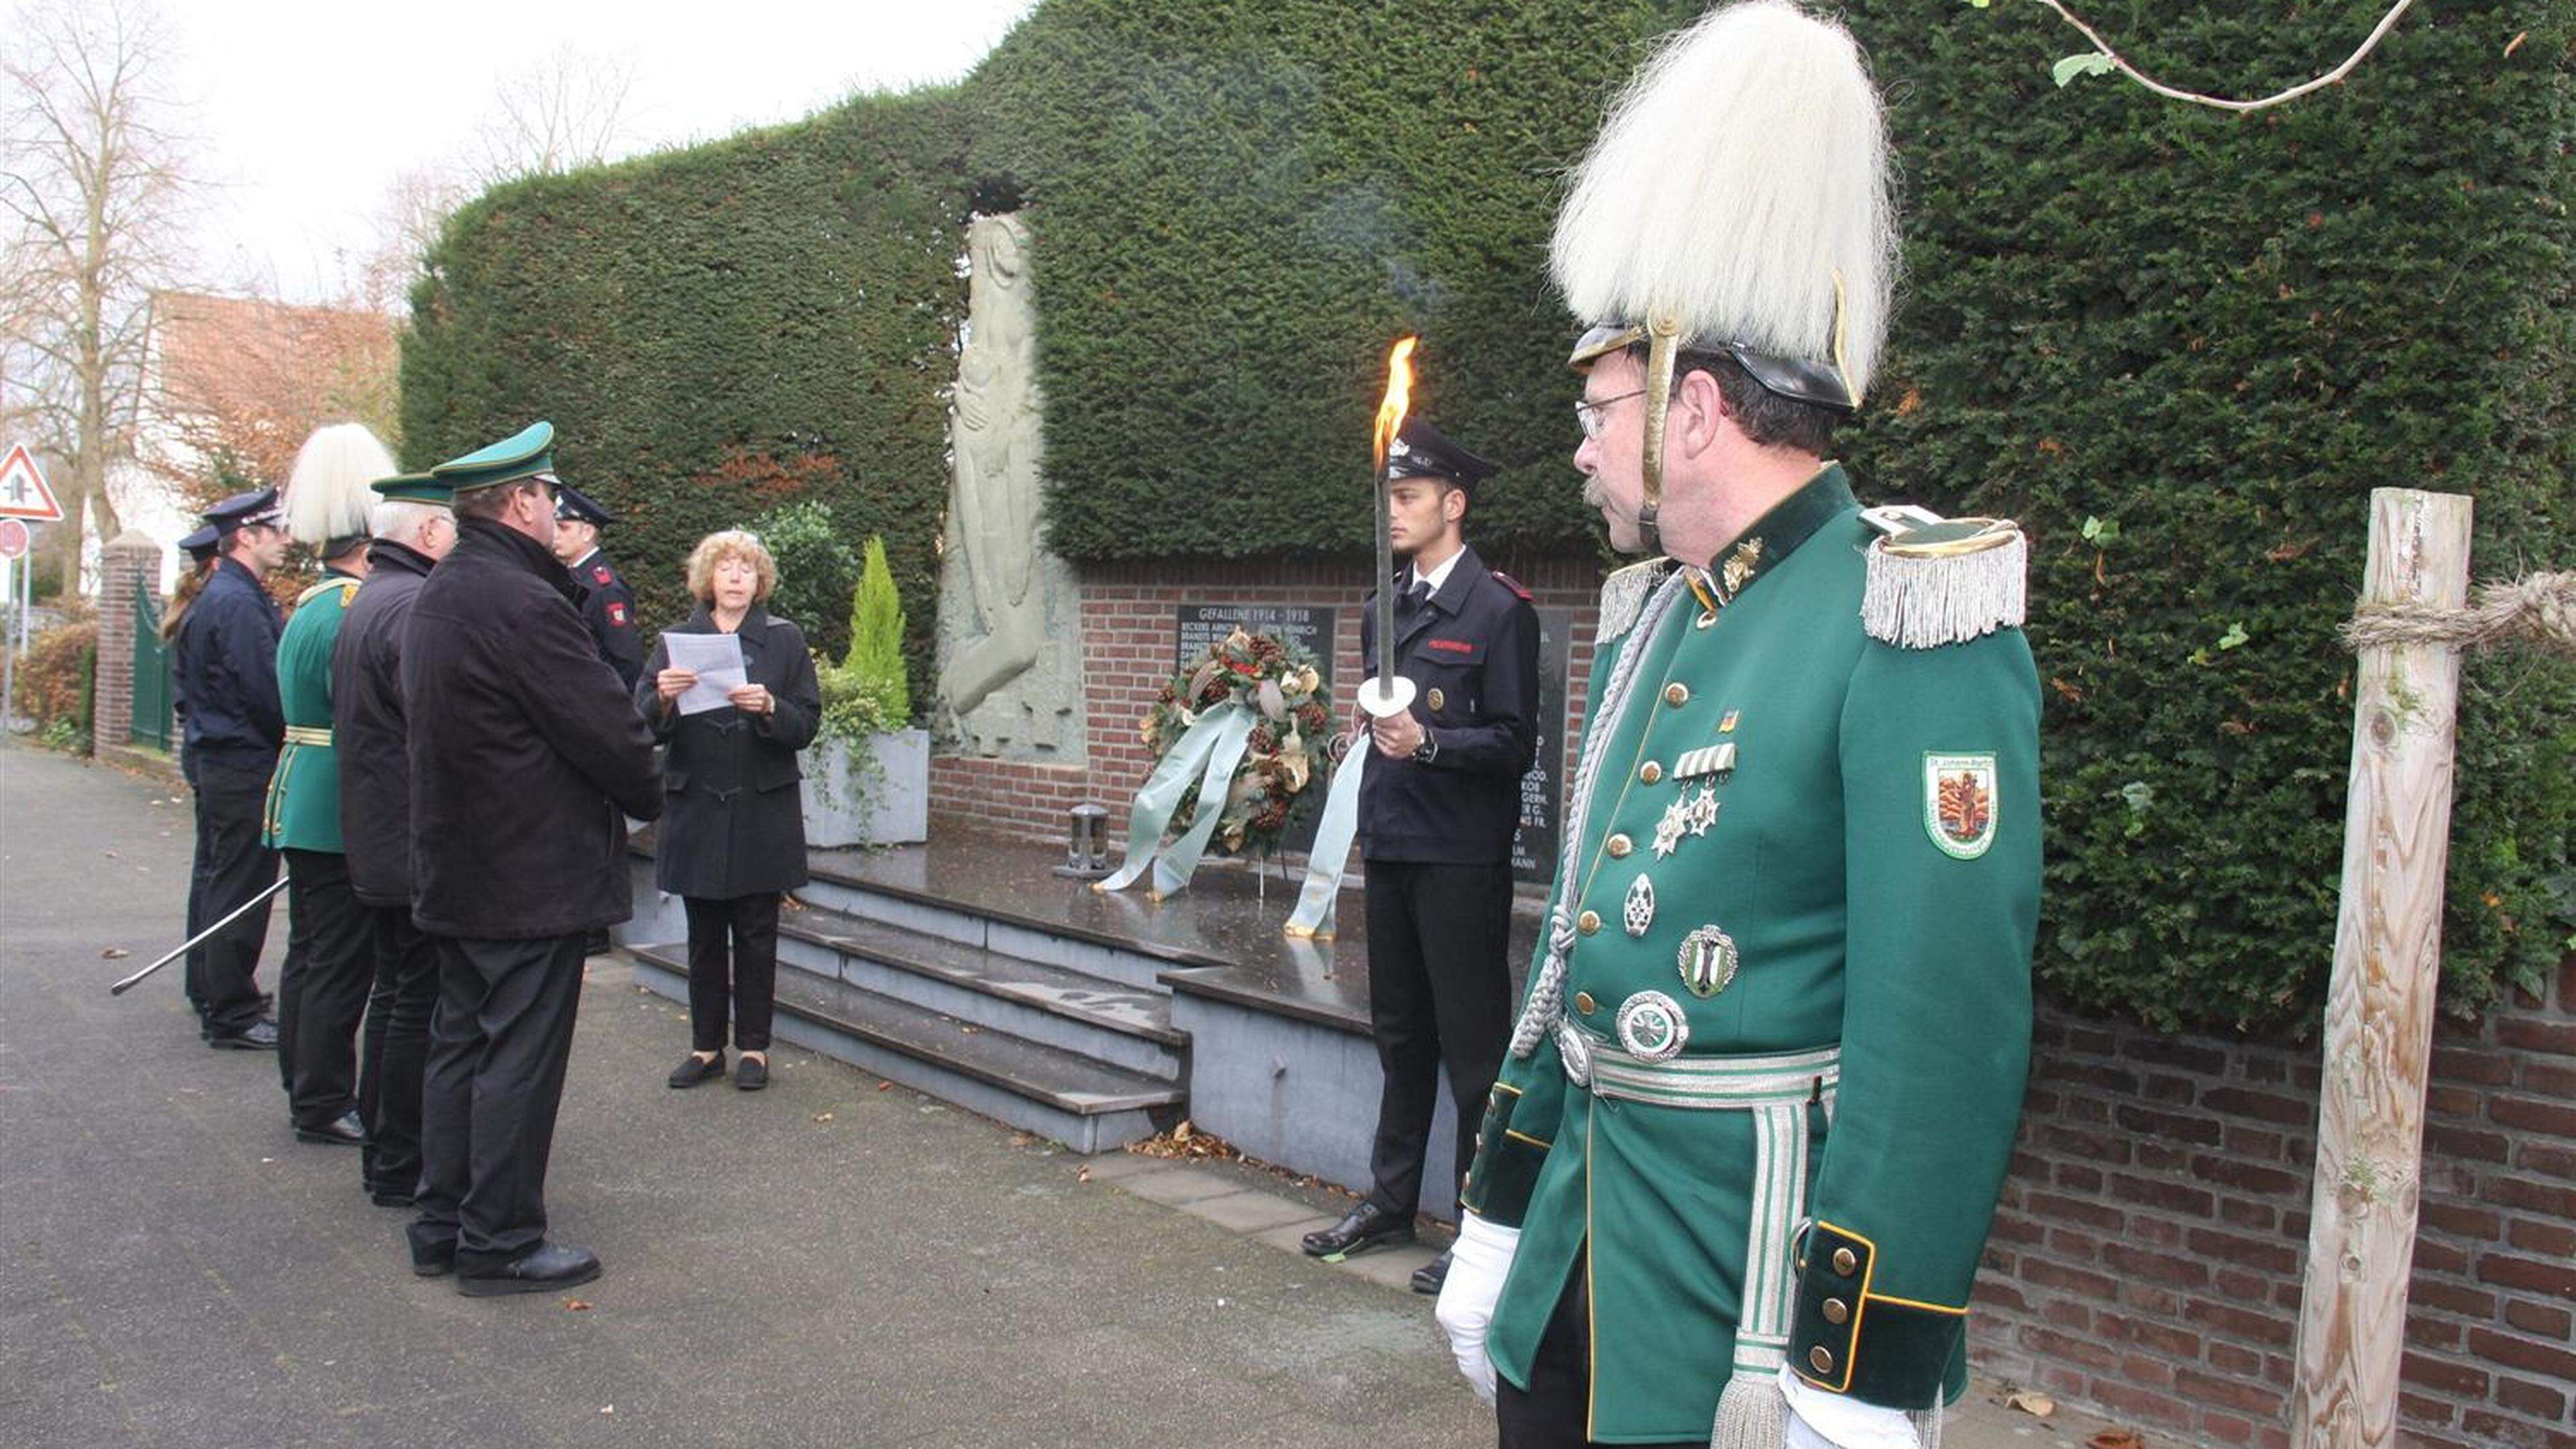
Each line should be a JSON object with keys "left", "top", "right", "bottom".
{"left": 93, "top": 531, "right": 160, "bottom": 749}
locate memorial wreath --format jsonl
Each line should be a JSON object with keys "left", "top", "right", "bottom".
{"left": 1140, "top": 627, "right": 1332, "bottom": 856}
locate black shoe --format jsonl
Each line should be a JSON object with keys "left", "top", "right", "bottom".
{"left": 1301, "top": 1203, "right": 1415, "bottom": 1258}
{"left": 407, "top": 1224, "right": 457, "bottom": 1278}
{"left": 295, "top": 1110, "right": 366, "bottom": 1146}
{"left": 207, "top": 1019, "right": 280, "bottom": 1051}
{"left": 370, "top": 1189, "right": 417, "bottom": 1209}
{"left": 733, "top": 1055, "right": 768, "bottom": 1092}
{"left": 455, "top": 1242, "right": 601, "bottom": 1298}
{"left": 667, "top": 1053, "right": 724, "bottom": 1089}
{"left": 1411, "top": 1250, "right": 1453, "bottom": 1296}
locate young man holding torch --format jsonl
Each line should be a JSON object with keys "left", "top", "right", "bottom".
{"left": 1301, "top": 413, "right": 1540, "bottom": 1299}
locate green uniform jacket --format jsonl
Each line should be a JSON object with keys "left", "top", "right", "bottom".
{"left": 1460, "top": 467, "right": 2039, "bottom": 1442}
{"left": 262, "top": 572, "right": 362, "bottom": 853}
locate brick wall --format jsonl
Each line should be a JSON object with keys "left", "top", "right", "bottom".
{"left": 92, "top": 534, "right": 157, "bottom": 749}
{"left": 929, "top": 551, "right": 1604, "bottom": 850}
{"left": 1976, "top": 957, "right": 2576, "bottom": 1448}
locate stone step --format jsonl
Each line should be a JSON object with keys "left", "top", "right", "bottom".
{"left": 771, "top": 903, "right": 1186, "bottom": 1082}
{"left": 790, "top": 871, "right": 1195, "bottom": 995}
{"left": 629, "top": 945, "right": 1181, "bottom": 1155}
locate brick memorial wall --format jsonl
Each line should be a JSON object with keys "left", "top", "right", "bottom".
{"left": 928, "top": 558, "right": 2573, "bottom": 1449}
{"left": 929, "top": 553, "right": 1603, "bottom": 859}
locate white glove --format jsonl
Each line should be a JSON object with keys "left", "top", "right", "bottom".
{"left": 1779, "top": 1368, "right": 1921, "bottom": 1449}
{"left": 1434, "top": 1212, "right": 1521, "bottom": 1405}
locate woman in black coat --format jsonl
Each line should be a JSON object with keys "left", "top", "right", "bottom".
{"left": 637, "top": 530, "right": 821, "bottom": 1091}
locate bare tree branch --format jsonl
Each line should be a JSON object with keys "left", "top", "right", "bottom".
{"left": 1, "top": 0, "right": 201, "bottom": 588}
{"left": 2031, "top": 0, "right": 2420, "bottom": 113}
{"left": 466, "top": 43, "right": 640, "bottom": 187}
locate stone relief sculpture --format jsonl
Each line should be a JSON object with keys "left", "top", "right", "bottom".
{"left": 934, "top": 211, "right": 1085, "bottom": 761}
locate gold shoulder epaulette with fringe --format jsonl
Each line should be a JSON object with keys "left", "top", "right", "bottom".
{"left": 293, "top": 576, "right": 362, "bottom": 610}
{"left": 1859, "top": 508, "right": 2027, "bottom": 649}
{"left": 1597, "top": 557, "right": 1674, "bottom": 646}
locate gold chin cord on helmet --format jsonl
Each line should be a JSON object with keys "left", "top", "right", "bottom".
{"left": 1635, "top": 312, "right": 1682, "bottom": 557}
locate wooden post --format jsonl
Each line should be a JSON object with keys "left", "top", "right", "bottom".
{"left": 2290, "top": 488, "right": 2473, "bottom": 1449}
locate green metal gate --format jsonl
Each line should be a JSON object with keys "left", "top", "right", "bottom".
{"left": 131, "top": 578, "right": 174, "bottom": 751}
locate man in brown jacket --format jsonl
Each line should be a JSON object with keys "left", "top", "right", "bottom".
{"left": 398, "top": 423, "right": 661, "bottom": 1295}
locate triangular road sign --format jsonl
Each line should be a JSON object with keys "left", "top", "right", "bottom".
{"left": 0, "top": 445, "right": 64, "bottom": 522}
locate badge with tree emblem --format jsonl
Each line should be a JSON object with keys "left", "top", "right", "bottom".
{"left": 1923, "top": 752, "right": 1998, "bottom": 859}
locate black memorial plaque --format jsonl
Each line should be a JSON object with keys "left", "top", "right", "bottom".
{"left": 1172, "top": 604, "right": 1338, "bottom": 855}
{"left": 1511, "top": 606, "right": 1572, "bottom": 883}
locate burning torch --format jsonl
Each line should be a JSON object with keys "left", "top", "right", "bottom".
{"left": 1356, "top": 336, "right": 1419, "bottom": 721}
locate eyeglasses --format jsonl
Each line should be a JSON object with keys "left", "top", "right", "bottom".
{"left": 1574, "top": 388, "right": 1648, "bottom": 439}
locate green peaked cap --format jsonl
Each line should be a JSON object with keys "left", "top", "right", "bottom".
{"left": 369, "top": 471, "right": 451, "bottom": 505}
{"left": 431, "top": 421, "right": 556, "bottom": 493}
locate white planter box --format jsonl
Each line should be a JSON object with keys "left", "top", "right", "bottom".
{"left": 801, "top": 728, "right": 930, "bottom": 847}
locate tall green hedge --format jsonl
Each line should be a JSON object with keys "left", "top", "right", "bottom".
{"left": 400, "top": 0, "right": 2571, "bottom": 1034}
{"left": 1840, "top": 0, "right": 2574, "bottom": 1030}
{"left": 400, "top": 90, "right": 973, "bottom": 677}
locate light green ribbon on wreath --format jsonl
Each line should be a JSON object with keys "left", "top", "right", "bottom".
{"left": 1095, "top": 704, "right": 1258, "bottom": 900}
{"left": 1282, "top": 743, "right": 1366, "bottom": 938}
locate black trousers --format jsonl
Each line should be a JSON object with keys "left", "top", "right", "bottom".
{"left": 184, "top": 763, "right": 278, "bottom": 1035}
{"left": 276, "top": 849, "right": 372, "bottom": 1126}
{"left": 1497, "top": 1250, "right": 1699, "bottom": 1449}
{"left": 684, "top": 894, "right": 779, "bottom": 1053}
{"left": 1360, "top": 859, "right": 1514, "bottom": 1219}
{"left": 358, "top": 904, "right": 439, "bottom": 1199}
{"left": 415, "top": 934, "right": 586, "bottom": 1273}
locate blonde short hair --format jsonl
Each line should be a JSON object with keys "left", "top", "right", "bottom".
{"left": 685, "top": 529, "right": 778, "bottom": 604}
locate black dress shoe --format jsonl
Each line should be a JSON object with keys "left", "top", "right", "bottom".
{"left": 370, "top": 1189, "right": 417, "bottom": 1209}
{"left": 295, "top": 1110, "right": 366, "bottom": 1146}
{"left": 455, "top": 1242, "right": 601, "bottom": 1298}
{"left": 733, "top": 1055, "right": 768, "bottom": 1091}
{"left": 1411, "top": 1249, "right": 1453, "bottom": 1296}
{"left": 667, "top": 1053, "right": 724, "bottom": 1089}
{"left": 1301, "top": 1203, "right": 1416, "bottom": 1258}
{"left": 207, "top": 1019, "right": 280, "bottom": 1051}
{"left": 407, "top": 1225, "right": 456, "bottom": 1278}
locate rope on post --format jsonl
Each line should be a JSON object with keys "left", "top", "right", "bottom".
{"left": 2341, "top": 570, "right": 2574, "bottom": 655}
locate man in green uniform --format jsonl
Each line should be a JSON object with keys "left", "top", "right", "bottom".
{"left": 1434, "top": 5, "right": 2040, "bottom": 1447}
{"left": 266, "top": 424, "right": 398, "bottom": 1146}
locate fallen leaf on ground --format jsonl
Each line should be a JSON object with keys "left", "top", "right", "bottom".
{"left": 2003, "top": 1390, "right": 2054, "bottom": 1417}
{"left": 2088, "top": 1432, "right": 2143, "bottom": 1449}
{"left": 100, "top": 947, "right": 130, "bottom": 959}
{"left": 810, "top": 1112, "right": 834, "bottom": 1123}
{"left": 1076, "top": 1165, "right": 1092, "bottom": 1184}
{"left": 562, "top": 1298, "right": 592, "bottom": 1311}
{"left": 876, "top": 1081, "right": 894, "bottom": 1091}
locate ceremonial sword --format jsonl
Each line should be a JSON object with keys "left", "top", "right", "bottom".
{"left": 109, "top": 873, "right": 290, "bottom": 996}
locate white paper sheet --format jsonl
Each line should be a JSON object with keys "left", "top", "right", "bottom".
{"left": 664, "top": 631, "right": 747, "bottom": 715}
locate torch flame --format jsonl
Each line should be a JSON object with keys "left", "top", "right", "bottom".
{"left": 1373, "top": 335, "right": 1419, "bottom": 470}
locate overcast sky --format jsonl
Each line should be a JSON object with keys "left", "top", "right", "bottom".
{"left": 168, "top": 0, "right": 1040, "bottom": 305}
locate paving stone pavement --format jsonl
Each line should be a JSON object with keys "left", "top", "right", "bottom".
{"left": 1, "top": 743, "right": 2131, "bottom": 1449}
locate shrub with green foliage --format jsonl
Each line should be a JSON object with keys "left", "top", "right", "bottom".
{"left": 749, "top": 500, "right": 862, "bottom": 663}
{"left": 847, "top": 536, "right": 911, "bottom": 724}
{"left": 400, "top": 89, "right": 973, "bottom": 702}
{"left": 400, "top": 0, "right": 2571, "bottom": 1034}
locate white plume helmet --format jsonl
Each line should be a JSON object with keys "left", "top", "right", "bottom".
{"left": 1551, "top": 0, "right": 1896, "bottom": 405}
{"left": 283, "top": 423, "right": 398, "bottom": 549}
